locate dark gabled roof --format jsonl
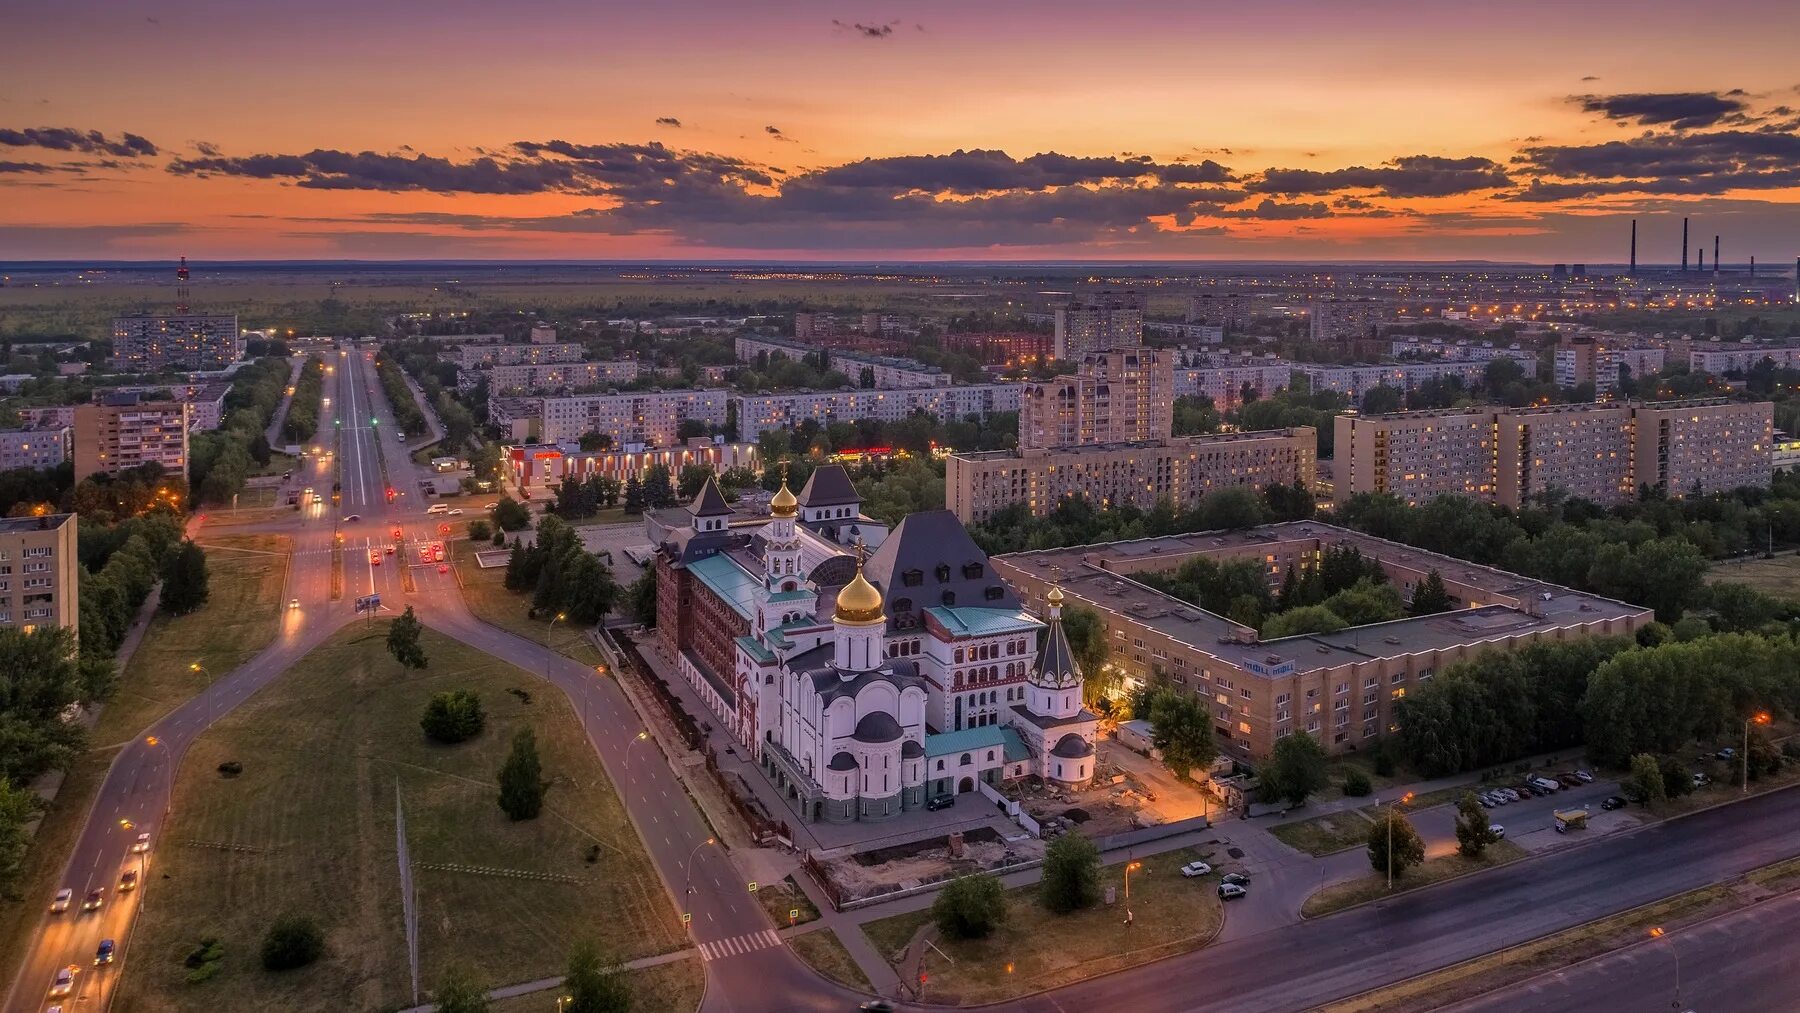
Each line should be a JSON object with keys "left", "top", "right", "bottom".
{"left": 1009, "top": 704, "right": 1099, "bottom": 731}
{"left": 690, "top": 476, "right": 732, "bottom": 518}
{"left": 863, "top": 510, "right": 1018, "bottom": 629}
{"left": 1052, "top": 732, "right": 1095, "bottom": 759}
{"left": 798, "top": 464, "right": 860, "bottom": 507}
{"left": 853, "top": 711, "right": 903, "bottom": 744}
{"left": 806, "top": 659, "right": 925, "bottom": 706}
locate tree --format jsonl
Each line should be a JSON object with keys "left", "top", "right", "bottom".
{"left": 498, "top": 728, "right": 545, "bottom": 820}
{"left": 420, "top": 690, "right": 485, "bottom": 744}
{"left": 1453, "top": 791, "right": 1500, "bottom": 857}
{"left": 1409, "top": 569, "right": 1454, "bottom": 616}
{"left": 1628, "top": 753, "right": 1667, "bottom": 807}
{"left": 932, "top": 872, "right": 1007, "bottom": 940}
{"left": 562, "top": 938, "right": 632, "bottom": 1013}
{"left": 0, "top": 776, "right": 44, "bottom": 897}
{"left": 1147, "top": 688, "right": 1217, "bottom": 780}
{"left": 1058, "top": 605, "right": 1111, "bottom": 702}
{"left": 1659, "top": 755, "right": 1696, "bottom": 799}
{"left": 1321, "top": 577, "right": 1405, "bottom": 626}
{"left": 1361, "top": 384, "right": 1403, "bottom": 415}
{"left": 1342, "top": 768, "right": 1373, "bottom": 797}
{"left": 1260, "top": 732, "right": 1329, "bottom": 807}
{"left": 1040, "top": 832, "right": 1101, "bottom": 914}
{"left": 431, "top": 964, "right": 491, "bottom": 1013}
{"left": 622, "top": 473, "right": 645, "bottom": 515}
{"left": 578, "top": 431, "right": 614, "bottom": 453}
{"left": 1366, "top": 807, "right": 1425, "bottom": 878}
{"left": 628, "top": 568, "right": 659, "bottom": 627}
{"left": 261, "top": 916, "right": 325, "bottom": 970}
{"left": 503, "top": 541, "right": 529, "bottom": 590}
{"left": 467, "top": 519, "right": 492, "bottom": 542}
{"left": 493, "top": 496, "right": 532, "bottom": 531}
{"left": 387, "top": 606, "right": 429, "bottom": 671}
{"left": 1261, "top": 605, "right": 1348, "bottom": 640}
{"left": 160, "top": 539, "right": 210, "bottom": 616}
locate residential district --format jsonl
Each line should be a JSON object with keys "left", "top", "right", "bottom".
{"left": 5, "top": 258, "right": 1800, "bottom": 1013}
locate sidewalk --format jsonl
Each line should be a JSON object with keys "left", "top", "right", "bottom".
{"left": 263, "top": 355, "right": 306, "bottom": 447}
{"left": 395, "top": 946, "right": 697, "bottom": 1013}
{"left": 398, "top": 367, "right": 445, "bottom": 451}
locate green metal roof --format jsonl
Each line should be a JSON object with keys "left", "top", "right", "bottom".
{"left": 925, "top": 725, "right": 1009, "bottom": 757}
{"left": 735, "top": 635, "right": 777, "bottom": 665}
{"left": 924, "top": 606, "right": 1044, "bottom": 637}
{"left": 1001, "top": 728, "right": 1031, "bottom": 763}
{"left": 767, "top": 589, "right": 814, "bottom": 604}
{"left": 688, "top": 553, "right": 759, "bottom": 621}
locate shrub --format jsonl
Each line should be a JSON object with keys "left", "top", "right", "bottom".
{"left": 932, "top": 872, "right": 1007, "bottom": 940}
{"left": 1039, "top": 832, "right": 1101, "bottom": 914}
{"left": 1373, "top": 750, "right": 1396, "bottom": 778}
{"left": 420, "top": 690, "right": 486, "bottom": 744}
{"left": 260, "top": 916, "right": 325, "bottom": 971}
{"left": 1341, "top": 768, "right": 1372, "bottom": 797}
{"left": 185, "top": 962, "right": 220, "bottom": 985}
{"left": 467, "top": 519, "right": 493, "bottom": 542}
{"left": 217, "top": 760, "right": 244, "bottom": 777}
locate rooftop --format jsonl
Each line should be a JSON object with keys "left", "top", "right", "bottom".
{"left": 950, "top": 428, "right": 1312, "bottom": 462}
{"left": 0, "top": 513, "right": 74, "bottom": 534}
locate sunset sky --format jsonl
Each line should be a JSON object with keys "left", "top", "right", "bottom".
{"left": 4, "top": 0, "right": 1799, "bottom": 262}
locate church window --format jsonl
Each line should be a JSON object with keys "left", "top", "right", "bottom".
{"left": 960, "top": 753, "right": 972, "bottom": 766}
{"left": 903, "top": 569, "right": 923, "bottom": 587}
{"left": 987, "top": 750, "right": 995, "bottom": 761}
{"left": 985, "top": 586, "right": 1004, "bottom": 601}
{"left": 936, "top": 759, "right": 944, "bottom": 771}
{"left": 942, "top": 591, "right": 956, "bottom": 606}
{"left": 955, "top": 648, "right": 965, "bottom": 663}
{"left": 936, "top": 564, "right": 951, "bottom": 582}
{"left": 963, "top": 563, "right": 984, "bottom": 579}
{"left": 894, "top": 597, "right": 912, "bottom": 613}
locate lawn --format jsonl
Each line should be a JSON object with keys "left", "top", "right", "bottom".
{"left": 790, "top": 929, "right": 871, "bottom": 992}
{"left": 1357, "top": 783, "right": 1478, "bottom": 818}
{"left": 1270, "top": 810, "right": 1376, "bottom": 857}
{"left": 859, "top": 846, "right": 1225, "bottom": 1005}
{"left": 752, "top": 874, "right": 821, "bottom": 927}
{"left": 95, "top": 533, "right": 291, "bottom": 746}
{"left": 112, "top": 622, "right": 695, "bottom": 1012}
{"left": 487, "top": 957, "right": 705, "bottom": 1013}
{"left": 453, "top": 552, "right": 604, "bottom": 666}
{"left": 1706, "top": 553, "right": 1800, "bottom": 596}
{"left": 1303, "top": 840, "right": 1528, "bottom": 918}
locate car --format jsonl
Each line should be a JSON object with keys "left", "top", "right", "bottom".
{"left": 1556, "top": 774, "right": 1582, "bottom": 788}
{"left": 132, "top": 831, "right": 150, "bottom": 853}
{"left": 119, "top": 869, "right": 138, "bottom": 892}
{"left": 82, "top": 889, "right": 104, "bottom": 911}
{"left": 48, "top": 965, "right": 76, "bottom": 997}
{"left": 925, "top": 794, "right": 954, "bottom": 811}
{"left": 1600, "top": 795, "right": 1628, "bottom": 810}
{"left": 343, "top": 514, "right": 361, "bottom": 522}
{"left": 1217, "top": 882, "right": 1248, "bottom": 900}
{"left": 1220, "top": 872, "right": 1251, "bottom": 886}
{"left": 1489, "top": 824, "right": 1506, "bottom": 839}
{"left": 1574, "top": 770, "right": 1594, "bottom": 784}
{"left": 447, "top": 508, "right": 464, "bottom": 516}
{"left": 437, "top": 564, "right": 449, "bottom": 574}
{"left": 1693, "top": 772, "right": 1712, "bottom": 787}
{"left": 95, "top": 939, "right": 115, "bottom": 965}
{"left": 1179, "top": 861, "right": 1213, "bottom": 878}
{"left": 51, "top": 887, "right": 72, "bottom": 913}
{"left": 1478, "top": 793, "right": 1495, "bottom": 808}
{"left": 289, "top": 598, "right": 301, "bottom": 610}
{"left": 371, "top": 554, "right": 382, "bottom": 566}
{"left": 1716, "top": 747, "right": 1737, "bottom": 761}
{"left": 859, "top": 1002, "right": 896, "bottom": 1013}
{"left": 385, "top": 545, "right": 396, "bottom": 555}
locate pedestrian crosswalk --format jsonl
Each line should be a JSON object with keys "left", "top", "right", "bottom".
{"left": 696, "top": 929, "right": 783, "bottom": 962}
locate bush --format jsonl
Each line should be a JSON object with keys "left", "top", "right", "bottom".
{"left": 217, "top": 760, "right": 243, "bottom": 777}
{"left": 420, "top": 690, "right": 486, "bottom": 744}
{"left": 932, "top": 872, "right": 1007, "bottom": 940}
{"left": 260, "top": 916, "right": 325, "bottom": 971}
{"left": 497, "top": 728, "right": 545, "bottom": 820}
{"left": 1341, "top": 768, "right": 1372, "bottom": 797}
{"left": 1040, "top": 832, "right": 1101, "bottom": 914}
{"left": 1373, "top": 750, "right": 1396, "bottom": 778}
{"left": 185, "top": 962, "right": 220, "bottom": 985}
{"left": 467, "top": 519, "right": 493, "bottom": 542}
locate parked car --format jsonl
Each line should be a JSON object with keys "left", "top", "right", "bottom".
{"left": 95, "top": 939, "right": 115, "bottom": 965}
{"left": 1217, "top": 882, "right": 1248, "bottom": 900}
{"left": 1573, "top": 770, "right": 1595, "bottom": 784}
{"left": 1693, "top": 772, "right": 1712, "bottom": 788}
{"left": 1180, "top": 861, "right": 1213, "bottom": 878}
{"left": 50, "top": 888, "right": 72, "bottom": 913}
{"left": 925, "top": 794, "right": 954, "bottom": 812}
{"left": 1600, "top": 795, "right": 1628, "bottom": 811}
{"left": 447, "top": 508, "right": 465, "bottom": 516}
{"left": 1489, "top": 824, "right": 1506, "bottom": 839}
{"left": 1478, "top": 793, "right": 1496, "bottom": 808}
{"left": 1220, "top": 872, "right": 1251, "bottom": 886}
{"left": 1716, "top": 747, "right": 1737, "bottom": 761}
{"left": 342, "top": 514, "right": 361, "bottom": 522}
{"left": 1556, "top": 774, "right": 1583, "bottom": 788}
{"left": 859, "top": 1002, "right": 896, "bottom": 1013}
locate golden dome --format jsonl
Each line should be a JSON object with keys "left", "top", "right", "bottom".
{"left": 770, "top": 463, "right": 798, "bottom": 518}
{"left": 1046, "top": 585, "right": 1065, "bottom": 607}
{"left": 834, "top": 547, "right": 885, "bottom": 626}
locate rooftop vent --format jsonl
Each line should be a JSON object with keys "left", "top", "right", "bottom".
{"left": 1384, "top": 636, "right": 1401, "bottom": 645}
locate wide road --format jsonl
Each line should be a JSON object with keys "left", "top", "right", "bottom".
{"left": 1449, "top": 886, "right": 1800, "bottom": 1013}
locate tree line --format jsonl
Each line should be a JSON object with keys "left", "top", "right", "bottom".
{"left": 280, "top": 355, "right": 326, "bottom": 444}
{"left": 503, "top": 514, "right": 619, "bottom": 625}
{"left": 189, "top": 356, "right": 292, "bottom": 505}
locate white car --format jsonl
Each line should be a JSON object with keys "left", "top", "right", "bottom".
{"left": 1179, "top": 861, "right": 1213, "bottom": 878}
{"left": 131, "top": 832, "right": 151, "bottom": 854}
{"left": 49, "top": 965, "right": 76, "bottom": 997}
{"left": 51, "top": 888, "right": 72, "bottom": 913}
{"left": 447, "top": 508, "right": 464, "bottom": 516}
{"left": 1489, "top": 824, "right": 1506, "bottom": 839}
{"left": 1573, "top": 770, "right": 1594, "bottom": 783}
{"left": 1217, "top": 882, "right": 1247, "bottom": 900}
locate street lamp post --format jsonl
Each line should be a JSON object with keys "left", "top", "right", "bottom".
{"left": 1387, "top": 791, "right": 1415, "bottom": 891}
{"left": 547, "top": 611, "right": 567, "bottom": 649}
{"left": 624, "top": 729, "right": 650, "bottom": 780}
{"left": 1745, "top": 712, "right": 1771, "bottom": 795}
{"left": 683, "top": 836, "right": 717, "bottom": 902}
{"left": 1122, "top": 860, "right": 1142, "bottom": 927}
{"left": 1650, "top": 926, "right": 1680, "bottom": 1008}
{"left": 190, "top": 663, "right": 213, "bottom": 725}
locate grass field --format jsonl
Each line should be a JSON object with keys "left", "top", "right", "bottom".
{"left": 95, "top": 534, "right": 291, "bottom": 746}
{"left": 487, "top": 957, "right": 706, "bottom": 1013}
{"left": 453, "top": 552, "right": 604, "bottom": 666}
{"left": 752, "top": 875, "right": 820, "bottom": 927}
{"left": 1270, "top": 810, "right": 1376, "bottom": 857}
{"left": 789, "top": 929, "right": 871, "bottom": 992}
{"left": 112, "top": 622, "right": 693, "bottom": 1012}
{"left": 1706, "top": 553, "right": 1800, "bottom": 597}
{"left": 859, "top": 846, "right": 1224, "bottom": 1005}
{"left": 1303, "top": 840, "right": 1528, "bottom": 918}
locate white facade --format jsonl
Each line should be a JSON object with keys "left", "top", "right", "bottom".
{"left": 1296, "top": 358, "right": 1536, "bottom": 399}
{"left": 533, "top": 389, "right": 732, "bottom": 446}
{"left": 1174, "top": 363, "right": 1295, "bottom": 407}
{"left": 475, "top": 360, "right": 640, "bottom": 394}
{"left": 734, "top": 385, "right": 1022, "bottom": 438}
{"left": 0, "top": 428, "right": 69, "bottom": 470}
{"left": 449, "top": 343, "right": 586, "bottom": 368}
{"left": 1690, "top": 346, "right": 1800, "bottom": 375}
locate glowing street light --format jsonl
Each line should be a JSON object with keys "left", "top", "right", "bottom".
{"left": 1744, "top": 712, "right": 1772, "bottom": 794}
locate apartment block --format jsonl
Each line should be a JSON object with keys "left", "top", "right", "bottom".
{"left": 994, "top": 522, "right": 1650, "bottom": 760}
{"left": 449, "top": 342, "right": 586, "bottom": 368}
{"left": 827, "top": 351, "right": 949, "bottom": 388}
{"left": 1296, "top": 358, "right": 1536, "bottom": 400}
{"left": 938, "top": 331, "right": 1053, "bottom": 366}
{"left": 1021, "top": 349, "right": 1173, "bottom": 451}
{"left": 1688, "top": 345, "right": 1800, "bottom": 375}
{"left": 946, "top": 428, "right": 1317, "bottom": 523}
{"left": 530, "top": 389, "right": 732, "bottom": 447}
{"left": 1307, "top": 298, "right": 1395, "bottom": 343}
{"left": 94, "top": 381, "right": 232, "bottom": 431}
{"left": 0, "top": 428, "right": 69, "bottom": 470}
{"left": 734, "top": 385, "right": 1023, "bottom": 439}
{"left": 1053, "top": 292, "right": 1144, "bottom": 360}
{"left": 474, "top": 360, "right": 640, "bottom": 394}
{"left": 1174, "top": 362, "right": 1295, "bottom": 409}
{"left": 1553, "top": 337, "right": 1665, "bottom": 395}
{"left": 72, "top": 393, "right": 191, "bottom": 479}
{"left": 111, "top": 313, "right": 241, "bottom": 371}
{"left": 0, "top": 513, "right": 79, "bottom": 640}
{"left": 1335, "top": 398, "right": 1772, "bottom": 508}
{"left": 1185, "top": 293, "right": 1256, "bottom": 332}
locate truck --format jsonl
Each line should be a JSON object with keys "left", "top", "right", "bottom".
{"left": 1553, "top": 808, "right": 1589, "bottom": 833}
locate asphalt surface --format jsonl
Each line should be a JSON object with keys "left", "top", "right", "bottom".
{"left": 1447, "top": 886, "right": 1800, "bottom": 1013}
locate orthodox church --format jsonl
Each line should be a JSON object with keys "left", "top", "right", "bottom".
{"left": 654, "top": 464, "right": 1100, "bottom": 824}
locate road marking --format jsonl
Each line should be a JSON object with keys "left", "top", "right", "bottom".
{"left": 697, "top": 929, "right": 782, "bottom": 962}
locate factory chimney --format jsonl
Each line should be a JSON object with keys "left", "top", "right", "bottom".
{"left": 1750, "top": 255, "right": 1756, "bottom": 277}
{"left": 1681, "top": 218, "right": 1689, "bottom": 271}
{"left": 1714, "top": 236, "right": 1721, "bottom": 276}
{"left": 1629, "top": 219, "right": 1637, "bottom": 275}
{"left": 1699, "top": 248, "right": 1705, "bottom": 272}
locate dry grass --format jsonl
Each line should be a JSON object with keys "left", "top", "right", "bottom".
{"left": 790, "top": 929, "right": 872, "bottom": 992}
{"left": 860, "top": 847, "right": 1225, "bottom": 1005}
{"left": 1270, "top": 810, "right": 1375, "bottom": 857}
{"left": 485, "top": 957, "right": 706, "bottom": 1013}
{"left": 1303, "top": 840, "right": 1528, "bottom": 918}
{"left": 112, "top": 623, "right": 686, "bottom": 1012}
{"left": 753, "top": 875, "right": 821, "bottom": 927}
{"left": 1706, "top": 554, "right": 1800, "bottom": 597}
{"left": 452, "top": 554, "right": 603, "bottom": 666}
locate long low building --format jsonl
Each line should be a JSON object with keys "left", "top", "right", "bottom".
{"left": 1335, "top": 398, "right": 1773, "bottom": 508}
{"left": 1296, "top": 358, "right": 1537, "bottom": 400}
{"left": 501, "top": 438, "right": 759, "bottom": 499}
{"left": 735, "top": 385, "right": 1022, "bottom": 439}
{"left": 1174, "top": 362, "right": 1295, "bottom": 409}
{"left": 448, "top": 342, "right": 586, "bottom": 368}
{"left": 492, "top": 389, "right": 732, "bottom": 446}
{"left": 0, "top": 427, "right": 69, "bottom": 470}
{"left": 994, "top": 521, "right": 1652, "bottom": 760}
{"left": 469, "top": 360, "right": 640, "bottom": 394}
{"left": 946, "top": 427, "right": 1317, "bottom": 523}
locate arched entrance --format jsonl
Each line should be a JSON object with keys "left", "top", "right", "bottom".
{"left": 958, "top": 776, "right": 975, "bottom": 794}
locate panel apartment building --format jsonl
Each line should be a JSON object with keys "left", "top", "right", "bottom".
{"left": 994, "top": 522, "right": 1650, "bottom": 760}
{"left": 735, "top": 385, "right": 1023, "bottom": 439}
{"left": 1021, "top": 349, "right": 1174, "bottom": 451}
{"left": 72, "top": 393, "right": 192, "bottom": 479}
{"left": 1053, "top": 292, "right": 1144, "bottom": 360}
{"left": 0, "top": 513, "right": 79, "bottom": 640}
{"left": 111, "top": 313, "right": 241, "bottom": 371}
{"left": 491, "top": 389, "right": 731, "bottom": 448}
{"left": 1307, "top": 298, "right": 1395, "bottom": 343}
{"left": 0, "top": 428, "right": 70, "bottom": 470}
{"left": 449, "top": 342, "right": 587, "bottom": 368}
{"left": 474, "top": 360, "right": 640, "bottom": 395}
{"left": 1553, "top": 336, "right": 1666, "bottom": 395}
{"left": 1334, "top": 398, "right": 1773, "bottom": 509}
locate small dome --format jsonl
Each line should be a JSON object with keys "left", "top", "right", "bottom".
{"left": 827, "top": 751, "right": 859, "bottom": 772}
{"left": 1051, "top": 733, "right": 1094, "bottom": 759}
{"left": 834, "top": 547, "right": 885, "bottom": 626}
{"left": 853, "top": 711, "right": 903, "bottom": 743}
{"left": 901, "top": 739, "right": 924, "bottom": 758}
{"left": 1046, "top": 585, "right": 1065, "bottom": 607}
{"left": 770, "top": 464, "right": 798, "bottom": 518}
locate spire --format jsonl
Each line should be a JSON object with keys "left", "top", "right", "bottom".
{"left": 689, "top": 475, "right": 731, "bottom": 518}
{"left": 1034, "top": 584, "right": 1080, "bottom": 688}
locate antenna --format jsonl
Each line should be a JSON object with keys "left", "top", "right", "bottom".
{"left": 175, "top": 255, "right": 190, "bottom": 314}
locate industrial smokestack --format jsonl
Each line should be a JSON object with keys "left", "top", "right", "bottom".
{"left": 1630, "top": 219, "right": 1637, "bottom": 274}
{"left": 1699, "top": 248, "right": 1705, "bottom": 272}
{"left": 1751, "top": 255, "right": 1756, "bottom": 277}
{"left": 1714, "top": 235, "right": 1720, "bottom": 276}
{"left": 1682, "top": 218, "right": 1689, "bottom": 271}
